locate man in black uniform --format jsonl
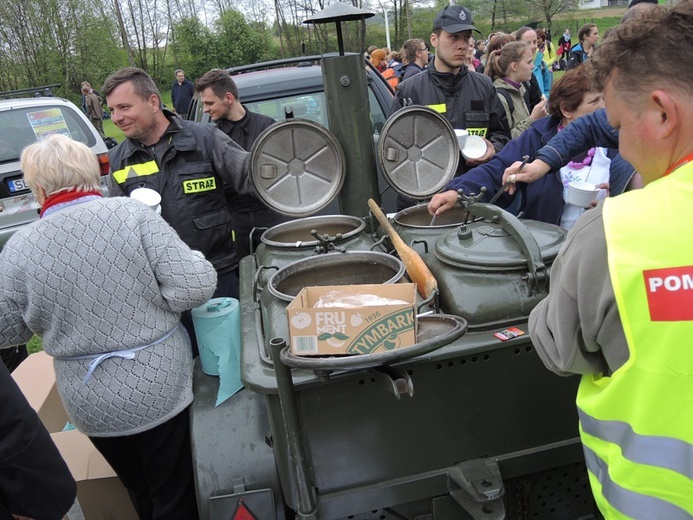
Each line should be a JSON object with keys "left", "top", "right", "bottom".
{"left": 195, "top": 69, "right": 287, "bottom": 259}
{"left": 104, "top": 67, "right": 254, "bottom": 354}
{"left": 389, "top": 5, "right": 510, "bottom": 209}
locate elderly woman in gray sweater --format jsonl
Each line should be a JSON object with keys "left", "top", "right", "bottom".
{"left": 0, "top": 134, "right": 217, "bottom": 519}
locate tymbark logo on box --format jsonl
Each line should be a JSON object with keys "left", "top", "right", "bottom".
{"left": 347, "top": 309, "right": 414, "bottom": 354}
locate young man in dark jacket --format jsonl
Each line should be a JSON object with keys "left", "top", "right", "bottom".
{"left": 194, "top": 69, "right": 287, "bottom": 260}
{"left": 389, "top": 5, "right": 510, "bottom": 209}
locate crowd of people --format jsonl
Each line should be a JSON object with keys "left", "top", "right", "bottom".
{"left": 2, "top": 0, "right": 690, "bottom": 518}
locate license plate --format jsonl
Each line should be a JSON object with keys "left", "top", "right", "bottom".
{"left": 8, "top": 177, "right": 28, "bottom": 193}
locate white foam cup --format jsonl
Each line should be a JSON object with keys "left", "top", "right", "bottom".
{"left": 567, "top": 181, "right": 599, "bottom": 208}
{"left": 454, "top": 129, "right": 468, "bottom": 151}
{"left": 461, "top": 135, "right": 487, "bottom": 161}
{"left": 130, "top": 187, "right": 162, "bottom": 213}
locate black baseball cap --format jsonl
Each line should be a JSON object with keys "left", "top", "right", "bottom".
{"left": 432, "top": 5, "right": 481, "bottom": 34}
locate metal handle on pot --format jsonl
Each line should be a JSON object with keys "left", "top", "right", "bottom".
{"left": 253, "top": 264, "right": 279, "bottom": 304}
{"left": 248, "top": 226, "right": 269, "bottom": 256}
{"left": 462, "top": 201, "right": 548, "bottom": 294}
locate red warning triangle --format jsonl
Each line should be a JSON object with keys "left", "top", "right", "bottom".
{"left": 231, "top": 500, "right": 256, "bottom": 520}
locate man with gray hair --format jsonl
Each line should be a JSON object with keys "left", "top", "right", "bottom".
{"left": 171, "top": 68, "right": 195, "bottom": 118}
{"left": 528, "top": 3, "right": 693, "bottom": 516}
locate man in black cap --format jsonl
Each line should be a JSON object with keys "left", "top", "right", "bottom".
{"left": 388, "top": 5, "right": 510, "bottom": 210}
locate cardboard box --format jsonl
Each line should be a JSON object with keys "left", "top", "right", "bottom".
{"left": 287, "top": 283, "right": 417, "bottom": 356}
{"left": 12, "top": 351, "right": 70, "bottom": 433}
{"left": 51, "top": 430, "right": 138, "bottom": 520}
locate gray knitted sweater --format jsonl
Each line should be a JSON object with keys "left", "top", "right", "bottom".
{"left": 0, "top": 196, "right": 217, "bottom": 437}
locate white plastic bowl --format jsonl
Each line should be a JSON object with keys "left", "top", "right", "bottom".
{"left": 567, "top": 181, "right": 599, "bottom": 208}
{"left": 461, "top": 135, "right": 486, "bottom": 160}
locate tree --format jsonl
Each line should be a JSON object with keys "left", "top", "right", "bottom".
{"left": 214, "top": 9, "right": 278, "bottom": 67}
{"left": 171, "top": 17, "right": 217, "bottom": 78}
{"left": 525, "top": 0, "right": 580, "bottom": 32}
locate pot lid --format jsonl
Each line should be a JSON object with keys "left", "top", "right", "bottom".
{"left": 435, "top": 218, "right": 566, "bottom": 271}
{"left": 377, "top": 106, "right": 458, "bottom": 200}
{"left": 249, "top": 119, "right": 346, "bottom": 217}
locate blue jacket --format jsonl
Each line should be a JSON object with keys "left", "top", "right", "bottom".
{"left": 446, "top": 116, "right": 632, "bottom": 225}
{"left": 534, "top": 108, "right": 634, "bottom": 196}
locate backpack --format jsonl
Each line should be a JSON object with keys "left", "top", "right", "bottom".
{"left": 382, "top": 68, "right": 399, "bottom": 89}
{"left": 497, "top": 88, "right": 515, "bottom": 117}
{"left": 497, "top": 88, "right": 516, "bottom": 137}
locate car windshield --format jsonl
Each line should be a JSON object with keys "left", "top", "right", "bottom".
{"left": 242, "top": 86, "right": 388, "bottom": 134}
{"left": 246, "top": 92, "right": 328, "bottom": 127}
{"left": 0, "top": 105, "right": 97, "bottom": 163}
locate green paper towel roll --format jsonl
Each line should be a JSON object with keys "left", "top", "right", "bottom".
{"left": 191, "top": 298, "right": 240, "bottom": 377}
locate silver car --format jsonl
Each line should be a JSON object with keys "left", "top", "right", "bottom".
{"left": 0, "top": 90, "right": 110, "bottom": 250}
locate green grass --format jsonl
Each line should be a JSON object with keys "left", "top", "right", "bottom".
{"left": 27, "top": 336, "right": 42, "bottom": 354}
{"left": 103, "top": 118, "right": 124, "bottom": 142}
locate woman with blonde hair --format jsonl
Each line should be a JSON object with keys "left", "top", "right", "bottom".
{"left": 485, "top": 41, "right": 547, "bottom": 138}
{"left": 0, "top": 134, "right": 217, "bottom": 518}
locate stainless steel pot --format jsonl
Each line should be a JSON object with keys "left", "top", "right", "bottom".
{"left": 266, "top": 251, "right": 406, "bottom": 302}
{"left": 391, "top": 203, "right": 469, "bottom": 254}
{"left": 254, "top": 215, "right": 376, "bottom": 269}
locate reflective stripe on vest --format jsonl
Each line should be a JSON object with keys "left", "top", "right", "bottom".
{"left": 579, "top": 409, "right": 693, "bottom": 479}
{"left": 577, "top": 162, "right": 693, "bottom": 517}
{"left": 112, "top": 160, "right": 160, "bottom": 184}
{"left": 583, "top": 445, "right": 692, "bottom": 520}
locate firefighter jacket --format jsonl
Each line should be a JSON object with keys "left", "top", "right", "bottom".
{"left": 389, "top": 63, "right": 510, "bottom": 175}
{"left": 107, "top": 112, "right": 254, "bottom": 274}
{"left": 577, "top": 161, "right": 693, "bottom": 518}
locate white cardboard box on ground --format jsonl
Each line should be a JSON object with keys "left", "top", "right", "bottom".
{"left": 12, "top": 352, "right": 137, "bottom": 519}
{"left": 51, "top": 430, "right": 138, "bottom": 520}
{"left": 287, "top": 283, "right": 417, "bottom": 356}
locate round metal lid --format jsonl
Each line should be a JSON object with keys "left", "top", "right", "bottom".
{"left": 435, "top": 219, "right": 567, "bottom": 271}
{"left": 377, "top": 106, "right": 458, "bottom": 200}
{"left": 250, "top": 119, "right": 346, "bottom": 217}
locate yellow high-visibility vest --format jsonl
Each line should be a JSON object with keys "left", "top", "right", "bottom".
{"left": 577, "top": 161, "right": 693, "bottom": 519}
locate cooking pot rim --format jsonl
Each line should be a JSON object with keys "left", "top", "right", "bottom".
{"left": 392, "top": 203, "right": 468, "bottom": 229}
{"left": 261, "top": 214, "right": 366, "bottom": 248}
{"left": 267, "top": 250, "right": 405, "bottom": 302}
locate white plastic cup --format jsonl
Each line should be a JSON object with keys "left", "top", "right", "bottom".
{"left": 567, "top": 181, "right": 599, "bottom": 208}
{"left": 461, "top": 135, "right": 487, "bottom": 161}
{"left": 130, "top": 187, "right": 162, "bottom": 214}
{"left": 454, "top": 129, "right": 468, "bottom": 152}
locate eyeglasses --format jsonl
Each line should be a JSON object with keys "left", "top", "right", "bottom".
{"left": 418, "top": 47, "right": 427, "bottom": 52}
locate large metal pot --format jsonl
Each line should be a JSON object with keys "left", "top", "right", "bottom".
{"left": 426, "top": 203, "right": 566, "bottom": 329}
{"left": 255, "top": 251, "right": 407, "bottom": 363}
{"left": 254, "top": 215, "right": 377, "bottom": 270}
{"left": 391, "top": 203, "right": 469, "bottom": 254}
{"left": 267, "top": 250, "right": 405, "bottom": 303}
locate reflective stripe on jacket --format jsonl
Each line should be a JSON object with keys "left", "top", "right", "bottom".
{"left": 578, "top": 162, "right": 693, "bottom": 518}
{"left": 108, "top": 114, "right": 238, "bottom": 273}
